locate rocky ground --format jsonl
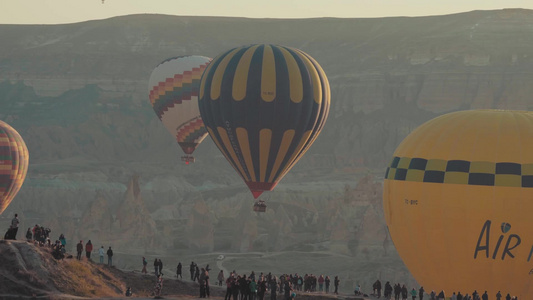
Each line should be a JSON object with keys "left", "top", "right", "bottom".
{"left": 0, "top": 239, "right": 369, "bottom": 300}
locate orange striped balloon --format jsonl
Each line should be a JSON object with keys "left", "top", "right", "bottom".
{"left": 0, "top": 120, "right": 29, "bottom": 214}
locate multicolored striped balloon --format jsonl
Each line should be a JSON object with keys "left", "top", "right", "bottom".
{"left": 0, "top": 121, "right": 29, "bottom": 214}
{"left": 148, "top": 56, "right": 212, "bottom": 160}
{"left": 199, "top": 44, "right": 330, "bottom": 198}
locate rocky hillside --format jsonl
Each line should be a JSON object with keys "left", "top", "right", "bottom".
{"left": 0, "top": 239, "right": 124, "bottom": 298}
{"left": 0, "top": 239, "right": 373, "bottom": 299}
{"left": 1, "top": 9, "right": 533, "bottom": 291}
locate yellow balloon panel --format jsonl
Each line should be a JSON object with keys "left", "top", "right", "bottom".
{"left": 383, "top": 110, "right": 533, "bottom": 298}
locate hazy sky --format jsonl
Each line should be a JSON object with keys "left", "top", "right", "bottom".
{"left": 2, "top": 0, "right": 533, "bottom": 24}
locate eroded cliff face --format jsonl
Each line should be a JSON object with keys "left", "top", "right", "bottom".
{"left": 1, "top": 9, "right": 533, "bottom": 288}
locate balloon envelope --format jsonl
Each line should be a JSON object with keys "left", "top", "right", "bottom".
{"left": 199, "top": 44, "right": 330, "bottom": 198}
{"left": 148, "top": 55, "right": 211, "bottom": 156}
{"left": 0, "top": 120, "right": 29, "bottom": 214}
{"left": 383, "top": 110, "right": 533, "bottom": 298}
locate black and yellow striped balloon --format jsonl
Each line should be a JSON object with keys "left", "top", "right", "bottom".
{"left": 199, "top": 44, "right": 330, "bottom": 198}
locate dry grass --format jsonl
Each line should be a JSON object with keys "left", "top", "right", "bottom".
{"left": 51, "top": 259, "right": 124, "bottom": 297}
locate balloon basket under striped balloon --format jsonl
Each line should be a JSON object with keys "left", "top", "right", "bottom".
{"left": 253, "top": 200, "right": 267, "bottom": 212}
{"left": 181, "top": 155, "right": 195, "bottom": 164}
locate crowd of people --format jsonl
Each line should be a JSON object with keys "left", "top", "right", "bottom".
{"left": 2, "top": 213, "right": 523, "bottom": 300}
{"left": 369, "top": 279, "right": 520, "bottom": 300}
{"left": 3, "top": 213, "right": 115, "bottom": 267}
{"left": 141, "top": 260, "right": 339, "bottom": 300}
{"left": 75, "top": 240, "right": 114, "bottom": 266}
{"left": 141, "top": 260, "right": 522, "bottom": 300}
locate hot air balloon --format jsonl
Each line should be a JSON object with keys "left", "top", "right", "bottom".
{"left": 198, "top": 44, "right": 330, "bottom": 210}
{"left": 148, "top": 55, "right": 212, "bottom": 164}
{"left": 383, "top": 110, "right": 533, "bottom": 298}
{"left": 0, "top": 120, "right": 29, "bottom": 215}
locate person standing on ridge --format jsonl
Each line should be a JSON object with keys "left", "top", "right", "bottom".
{"left": 199, "top": 268, "right": 207, "bottom": 298}
{"left": 456, "top": 291, "right": 463, "bottom": 300}
{"left": 430, "top": 290, "right": 436, "bottom": 300}
{"left": 410, "top": 288, "right": 417, "bottom": 300}
{"left": 158, "top": 259, "right": 164, "bottom": 276}
{"left": 401, "top": 285, "right": 408, "bottom": 300}
{"left": 419, "top": 287, "right": 425, "bottom": 300}
{"left": 59, "top": 234, "right": 66, "bottom": 248}
{"left": 10, "top": 213, "right": 19, "bottom": 240}
{"left": 85, "top": 240, "right": 93, "bottom": 260}
{"left": 384, "top": 281, "right": 392, "bottom": 298}
{"left": 438, "top": 290, "right": 445, "bottom": 300}
{"left": 450, "top": 292, "right": 457, "bottom": 300}
{"left": 154, "top": 258, "right": 159, "bottom": 276}
{"left": 271, "top": 276, "right": 278, "bottom": 300}
{"left": 250, "top": 278, "right": 258, "bottom": 300}
{"left": 472, "top": 290, "right": 478, "bottom": 300}
{"left": 375, "top": 279, "right": 382, "bottom": 298}
{"left": 451, "top": 292, "right": 457, "bottom": 300}
{"left": 318, "top": 275, "right": 324, "bottom": 292}
{"left": 354, "top": 284, "right": 362, "bottom": 296}
{"left": 99, "top": 246, "right": 105, "bottom": 263}
{"left": 107, "top": 246, "right": 113, "bottom": 266}
{"left": 190, "top": 261, "right": 195, "bottom": 280}
{"left": 204, "top": 267, "right": 210, "bottom": 297}
{"left": 496, "top": 291, "right": 502, "bottom": 300}
{"left": 194, "top": 265, "right": 200, "bottom": 282}
{"left": 333, "top": 276, "right": 339, "bottom": 295}
{"left": 224, "top": 273, "right": 234, "bottom": 300}
{"left": 76, "top": 240, "right": 83, "bottom": 260}
{"left": 142, "top": 257, "right": 148, "bottom": 274}
{"left": 25, "top": 228, "right": 32, "bottom": 241}
{"left": 218, "top": 270, "right": 225, "bottom": 286}
{"left": 177, "top": 262, "right": 182, "bottom": 279}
